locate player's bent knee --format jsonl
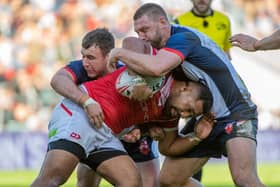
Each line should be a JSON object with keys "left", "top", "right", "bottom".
{"left": 230, "top": 164, "right": 257, "bottom": 187}
{"left": 116, "top": 170, "right": 142, "bottom": 187}
{"left": 233, "top": 177, "right": 249, "bottom": 187}
{"left": 51, "top": 174, "right": 70, "bottom": 186}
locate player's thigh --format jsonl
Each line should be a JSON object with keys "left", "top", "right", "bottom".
{"left": 39, "top": 149, "right": 79, "bottom": 181}
{"left": 160, "top": 156, "right": 208, "bottom": 183}
{"left": 77, "top": 163, "right": 101, "bottom": 187}
{"left": 136, "top": 158, "right": 160, "bottom": 186}
{"left": 226, "top": 137, "right": 258, "bottom": 178}
{"left": 97, "top": 155, "right": 141, "bottom": 185}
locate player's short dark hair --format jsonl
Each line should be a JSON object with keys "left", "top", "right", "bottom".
{"left": 82, "top": 28, "right": 114, "bottom": 56}
{"left": 133, "top": 3, "right": 168, "bottom": 21}
{"left": 171, "top": 66, "right": 188, "bottom": 81}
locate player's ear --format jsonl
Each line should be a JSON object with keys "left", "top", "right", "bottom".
{"left": 104, "top": 53, "right": 111, "bottom": 66}
{"left": 159, "top": 16, "right": 167, "bottom": 25}
{"left": 104, "top": 52, "right": 109, "bottom": 61}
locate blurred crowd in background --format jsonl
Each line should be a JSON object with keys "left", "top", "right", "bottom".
{"left": 0, "top": 0, "right": 280, "bottom": 132}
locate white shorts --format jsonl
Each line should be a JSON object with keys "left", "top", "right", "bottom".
{"left": 48, "top": 98, "right": 126, "bottom": 158}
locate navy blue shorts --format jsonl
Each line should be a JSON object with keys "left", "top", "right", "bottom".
{"left": 180, "top": 118, "right": 258, "bottom": 158}
{"left": 48, "top": 139, "right": 127, "bottom": 171}
{"left": 121, "top": 135, "right": 159, "bottom": 162}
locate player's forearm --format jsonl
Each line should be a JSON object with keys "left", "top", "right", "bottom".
{"left": 255, "top": 29, "right": 280, "bottom": 50}
{"left": 50, "top": 70, "right": 84, "bottom": 104}
{"left": 158, "top": 131, "right": 199, "bottom": 156}
{"left": 116, "top": 49, "right": 161, "bottom": 76}
{"left": 115, "top": 48, "right": 176, "bottom": 77}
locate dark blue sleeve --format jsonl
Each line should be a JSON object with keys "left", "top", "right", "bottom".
{"left": 165, "top": 32, "right": 200, "bottom": 59}
{"left": 65, "top": 60, "right": 91, "bottom": 84}
{"left": 166, "top": 32, "right": 224, "bottom": 71}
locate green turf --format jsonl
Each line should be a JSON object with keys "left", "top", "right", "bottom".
{"left": 202, "top": 162, "right": 280, "bottom": 187}
{"left": 0, "top": 162, "right": 279, "bottom": 187}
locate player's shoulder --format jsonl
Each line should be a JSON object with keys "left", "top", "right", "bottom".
{"left": 68, "top": 59, "right": 82, "bottom": 65}
{"left": 65, "top": 59, "right": 85, "bottom": 74}
{"left": 170, "top": 26, "right": 199, "bottom": 43}
{"left": 66, "top": 60, "right": 83, "bottom": 69}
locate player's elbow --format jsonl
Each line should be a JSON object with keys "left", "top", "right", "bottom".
{"left": 146, "top": 66, "right": 167, "bottom": 77}
{"left": 158, "top": 146, "right": 169, "bottom": 156}
{"left": 152, "top": 70, "right": 166, "bottom": 77}
{"left": 147, "top": 60, "right": 178, "bottom": 77}
{"left": 50, "top": 72, "right": 63, "bottom": 90}
{"left": 50, "top": 74, "right": 58, "bottom": 89}
{"left": 50, "top": 69, "right": 70, "bottom": 90}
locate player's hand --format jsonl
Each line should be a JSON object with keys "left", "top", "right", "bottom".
{"left": 194, "top": 112, "right": 216, "bottom": 140}
{"left": 130, "top": 84, "right": 153, "bottom": 102}
{"left": 108, "top": 48, "right": 121, "bottom": 72}
{"left": 230, "top": 34, "right": 258, "bottom": 51}
{"left": 84, "top": 102, "right": 104, "bottom": 128}
{"left": 122, "top": 128, "right": 141, "bottom": 143}
{"left": 149, "top": 126, "right": 165, "bottom": 141}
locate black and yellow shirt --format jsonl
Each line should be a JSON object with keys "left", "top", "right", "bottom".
{"left": 174, "top": 10, "right": 231, "bottom": 52}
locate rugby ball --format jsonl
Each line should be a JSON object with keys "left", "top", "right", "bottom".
{"left": 116, "top": 69, "right": 165, "bottom": 98}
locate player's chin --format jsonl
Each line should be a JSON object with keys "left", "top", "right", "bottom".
{"left": 197, "top": 5, "right": 208, "bottom": 12}
{"left": 87, "top": 72, "right": 98, "bottom": 78}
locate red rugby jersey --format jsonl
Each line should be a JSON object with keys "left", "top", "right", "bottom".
{"left": 83, "top": 67, "right": 177, "bottom": 134}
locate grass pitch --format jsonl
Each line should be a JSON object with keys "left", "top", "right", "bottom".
{"left": 0, "top": 162, "right": 279, "bottom": 187}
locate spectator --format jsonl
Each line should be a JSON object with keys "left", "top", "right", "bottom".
{"left": 174, "top": 0, "right": 232, "bottom": 58}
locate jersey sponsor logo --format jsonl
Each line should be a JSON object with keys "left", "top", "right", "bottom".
{"left": 216, "top": 22, "right": 226, "bottom": 30}
{"left": 139, "top": 137, "right": 150, "bottom": 155}
{"left": 48, "top": 128, "right": 57, "bottom": 138}
{"left": 225, "top": 123, "right": 233, "bottom": 134}
{"left": 70, "top": 132, "right": 81, "bottom": 139}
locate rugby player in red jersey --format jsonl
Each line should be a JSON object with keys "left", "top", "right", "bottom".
{"left": 31, "top": 37, "right": 214, "bottom": 187}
